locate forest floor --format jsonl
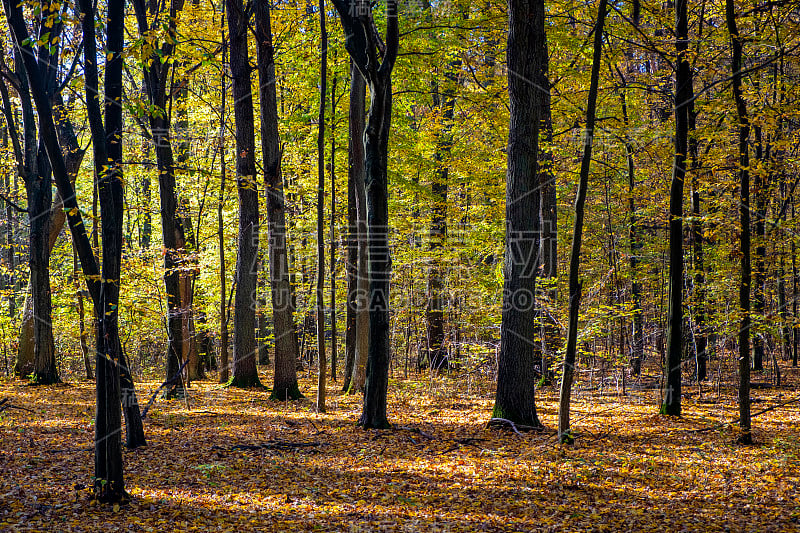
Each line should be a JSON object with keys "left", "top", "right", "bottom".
{"left": 1, "top": 364, "right": 800, "bottom": 532}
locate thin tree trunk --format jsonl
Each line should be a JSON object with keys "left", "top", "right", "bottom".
{"left": 331, "top": 0, "right": 399, "bottom": 428}
{"left": 426, "top": 68, "right": 456, "bottom": 372}
{"left": 218, "top": 8, "right": 230, "bottom": 383}
{"left": 330, "top": 73, "right": 338, "bottom": 383}
{"left": 74, "top": 247, "right": 93, "bottom": 380}
{"left": 132, "top": 0, "right": 188, "bottom": 397}
{"left": 616, "top": 76, "right": 644, "bottom": 376}
{"left": 557, "top": 0, "right": 607, "bottom": 444}
{"left": 343, "top": 115, "right": 357, "bottom": 390}
{"left": 316, "top": 0, "right": 328, "bottom": 413}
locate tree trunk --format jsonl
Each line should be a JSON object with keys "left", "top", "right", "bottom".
{"left": 343, "top": 97, "right": 358, "bottom": 391}
{"left": 426, "top": 69, "right": 456, "bottom": 372}
{"left": 726, "top": 0, "right": 753, "bottom": 444}
{"left": 255, "top": 0, "right": 302, "bottom": 399}
{"left": 227, "top": 0, "right": 261, "bottom": 387}
{"left": 687, "top": 65, "right": 707, "bottom": 382}
{"left": 330, "top": 74, "right": 338, "bottom": 383}
{"left": 557, "top": 0, "right": 607, "bottom": 444}
{"left": 132, "top": 0, "right": 188, "bottom": 397}
{"left": 74, "top": 248, "right": 93, "bottom": 380}
{"left": 616, "top": 78, "right": 644, "bottom": 376}
{"left": 661, "top": 0, "right": 690, "bottom": 417}
{"left": 490, "top": 0, "right": 548, "bottom": 428}
{"left": 316, "top": 0, "right": 328, "bottom": 413}
{"left": 218, "top": 11, "right": 230, "bottom": 383}
{"left": 27, "top": 142, "right": 57, "bottom": 384}
{"left": 347, "top": 62, "right": 368, "bottom": 395}
{"left": 752, "top": 125, "right": 766, "bottom": 372}
{"left": 78, "top": 0, "right": 127, "bottom": 500}
{"left": 330, "top": 0, "right": 399, "bottom": 427}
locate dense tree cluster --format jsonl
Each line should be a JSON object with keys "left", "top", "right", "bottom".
{"left": 1, "top": 0, "right": 799, "bottom": 502}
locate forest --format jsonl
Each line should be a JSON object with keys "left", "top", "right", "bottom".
{"left": 1, "top": 0, "right": 800, "bottom": 529}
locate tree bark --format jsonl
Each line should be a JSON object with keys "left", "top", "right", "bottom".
{"left": 132, "top": 0, "right": 188, "bottom": 398}
{"left": 78, "top": 0, "right": 128, "bottom": 500}
{"left": 227, "top": 0, "right": 261, "bottom": 387}
{"left": 726, "top": 0, "right": 753, "bottom": 444}
{"left": 345, "top": 61, "right": 368, "bottom": 394}
{"left": 490, "top": 0, "right": 548, "bottom": 428}
{"left": 255, "top": 0, "right": 302, "bottom": 399}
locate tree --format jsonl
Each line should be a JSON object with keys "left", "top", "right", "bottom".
{"left": 1, "top": 0, "right": 75, "bottom": 384}
{"left": 255, "top": 0, "right": 302, "bottom": 400}
{"left": 330, "top": 0, "right": 399, "bottom": 428}
{"left": 78, "top": 0, "right": 129, "bottom": 498}
{"left": 661, "top": 0, "right": 691, "bottom": 417}
{"left": 132, "top": 0, "right": 189, "bottom": 397}
{"left": 557, "top": 0, "right": 607, "bottom": 444}
{"left": 726, "top": 0, "right": 752, "bottom": 445}
{"left": 344, "top": 60, "right": 368, "bottom": 394}
{"left": 226, "top": 0, "right": 262, "bottom": 388}
{"left": 316, "top": 0, "right": 328, "bottom": 413}
{"left": 490, "top": 0, "right": 549, "bottom": 428}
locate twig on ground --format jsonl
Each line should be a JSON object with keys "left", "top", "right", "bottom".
{"left": 0, "top": 398, "right": 35, "bottom": 414}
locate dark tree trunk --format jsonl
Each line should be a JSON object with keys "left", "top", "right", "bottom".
{"left": 4, "top": 0, "right": 145, "bottom": 455}
{"left": 74, "top": 248, "right": 93, "bottom": 380}
{"left": 537, "top": 36, "right": 557, "bottom": 380}
{"left": 27, "top": 140, "right": 57, "bottom": 385}
{"left": 726, "top": 0, "right": 753, "bottom": 444}
{"left": 752, "top": 126, "right": 766, "bottom": 372}
{"left": 490, "top": 0, "right": 548, "bottom": 428}
{"left": 359, "top": 76, "right": 394, "bottom": 428}
{"left": 330, "top": 74, "right": 338, "bottom": 383}
{"left": 557, "top": 0, "right": 607, "bottom": 444}
{"left": 218, "top": 12, "right": 230, "bottom": 383}
{"left": 661, "top": 0, "right": 690, "bottom": 417}
{"left": 227, "top": 0, "right": 261, "bottom": 387}
{"left": 343, "top": 85, "right": 358, "bottom": 391}
{"left": 255, "top": 0, "right": 302, "bottom": 399}
{"left": 78, "top": 0, "right": 128, "bottom": 500}
{"left": 331, "top": 0, "right": 399, "bottom": 428}
{"left": 616, "top": 77, "right": 644, "bottom": 376}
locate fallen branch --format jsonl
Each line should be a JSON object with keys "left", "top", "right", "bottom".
{"left": 211, "top": 440, "right": 323, "bottom": 453}
{"left": 487, "top": 418, "right": 543, "bottom": 436}
{"left": 394, "top": 426, "right": 435, "bottom": 440}
{"left": 690, "top": 395, "right": 800, "bottom": 433}
{"left": 0, "top": 398, "right": 35, "bottom": 414}
{"left": 140, "top": 359, "right": 189, "bottom": 419}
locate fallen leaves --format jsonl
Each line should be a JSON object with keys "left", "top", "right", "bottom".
{"left": 0, "top": 370, "right": 799, "bottom": 531}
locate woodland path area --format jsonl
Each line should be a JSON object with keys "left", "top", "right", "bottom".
{"left": 1, "top": 368, "right": 799, "bottom": 532}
